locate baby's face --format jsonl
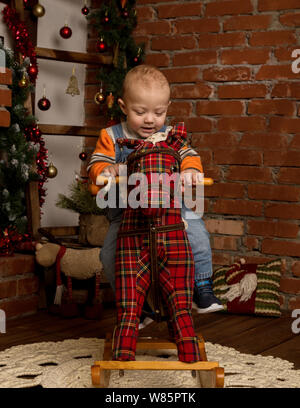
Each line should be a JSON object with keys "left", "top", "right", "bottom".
{"left": 119, "top": 81, "right": 170, "bottom": 139}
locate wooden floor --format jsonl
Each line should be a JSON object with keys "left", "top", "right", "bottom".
{"left": 0, "top": 305, "right": 299, "bottom": 369}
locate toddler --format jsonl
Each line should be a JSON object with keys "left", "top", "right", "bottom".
{"left": 87, "top": 65, "right": 223, "bottom": 328}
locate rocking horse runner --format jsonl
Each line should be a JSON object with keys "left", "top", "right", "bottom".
{"left": 112, "top": 123, "right": 201, "bottom": 363}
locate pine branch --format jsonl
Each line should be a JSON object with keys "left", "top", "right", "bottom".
{"left": 56, "top": 181, "right": 105, "bottom": 216}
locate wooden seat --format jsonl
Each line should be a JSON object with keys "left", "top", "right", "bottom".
{"left": 91, "top": 332, "right": 224, "bottom": 388}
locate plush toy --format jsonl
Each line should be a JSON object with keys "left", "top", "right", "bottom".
{"left": 112, "top": 124, "right": 201, "bottom": 362}
{"left": 35, "top": 242, "right": 106, "bottom": 319}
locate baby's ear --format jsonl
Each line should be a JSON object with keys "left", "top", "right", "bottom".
{"left": 117, "top": 138, "right": 143, "bottom": 149}
{"left": 166, "top": 122, "right": 188, "bottom": 151}
{"left": 118, "top": 98, "right": 127, "bottom": 115}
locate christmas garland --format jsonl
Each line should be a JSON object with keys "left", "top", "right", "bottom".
{"left": 2, "top": 5, "right": 38, "bottom": 83}
{"left": 88, "top": 0, "right": 144, "bottom": 123}
{"left": 1, "top": 5, "right": 48, "bottom": 254}
{"left": 2, "top": 5, "right": 48, "bottom": 208}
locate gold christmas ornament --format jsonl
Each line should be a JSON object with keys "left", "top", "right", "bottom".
{"left": 47, "top": 162, "right": 58, "bottom": 178}
{"left": 18, "top": 72, "right": 28, "bottom": 88}
{"left": 94, "top": 91, "right": 105, "bottom": 104}
{"left": 94, "top": 82, "right": 105, "bottom": 104}
{"left": 32, "top": 3, "right": 45, "bottom": 18}
{"left": 66, "top": 66, "right": 80, "bottom": 97}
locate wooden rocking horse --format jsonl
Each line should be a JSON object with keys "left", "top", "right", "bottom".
{"left": 91, "top": 124, "right": 224, "bottom": 388}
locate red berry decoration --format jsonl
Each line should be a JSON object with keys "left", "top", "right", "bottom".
{"left": 60, "top": 25, "right": 72, "bottom": 39}
{"left": 103, "top": 12, "right": 109, "bottom": 23}
{"left": 38, "top": 96, "right": 51, "bottom": 111}
{"left": 97, "top": 38, "right": 107, "bottom": 53}
{"left": 81, "top": 6, "right": 89, "bottom": 15}
{"left": 79, "top": 152, "right": 87, "bottom": 161}
{"left": 23, "top": 0, "right": 35, "bottom": 10}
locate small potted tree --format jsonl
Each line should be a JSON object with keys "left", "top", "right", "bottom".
{"left": 56, "top": 179, "right": 109, "bottom": 246}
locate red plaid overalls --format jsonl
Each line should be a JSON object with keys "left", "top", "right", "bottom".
{"left": 112, "top": 124, "right": 201, "bottom": 363}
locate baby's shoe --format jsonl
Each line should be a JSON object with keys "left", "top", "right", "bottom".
{"left": 138, "top": 314, "right": 154, "bottom": 330}
{"left": 138, "top": 301, "right": 155, "bottom": 330}
{"left": 193, "top": 278, "right": 224, "bottom": 314}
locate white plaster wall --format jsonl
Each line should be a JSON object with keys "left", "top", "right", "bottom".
{"left": 35, "top": 0, "right": 89, "bottom": 227}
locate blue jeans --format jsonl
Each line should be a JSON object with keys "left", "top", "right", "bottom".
{"left": 100, "top": 205, "right": 212, "bottom": 292}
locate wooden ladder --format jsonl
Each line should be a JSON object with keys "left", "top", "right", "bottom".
{"left": 9, "top": 0, "right": 112, "bottom": 239}
{"left": 91, "top": 333, "right": 225, "bottom": 388}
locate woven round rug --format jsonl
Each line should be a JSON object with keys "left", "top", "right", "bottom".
{"left": 0, "top": 337, "right": 299, "bottom": 388}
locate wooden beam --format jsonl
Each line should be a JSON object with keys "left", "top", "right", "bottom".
{"left": 13, "top": 0, "right": 25, "bottom": 20}
{"left": 93, "top": 360, "right": 219, "bottom": 371}
{"left": 38, "top": 124, "right": 99, "bottom": 137}
{"left": 25, "top": 181, "right": 41, "bottom": 239}
{"left": 35, "top": 47, "right": 112, "bottom": 65}
{"left": 39, "top": 226, "right": 79, "bottom": 237}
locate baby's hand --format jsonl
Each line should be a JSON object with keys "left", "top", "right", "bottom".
{"left": 96, "top": 164, "right": 120, "bottom": 188}
{"left": 102, "top": 164, "right": 120, "bottom": 177}
{"left": 180, "top": 169, "right": 202, "bottom": 192}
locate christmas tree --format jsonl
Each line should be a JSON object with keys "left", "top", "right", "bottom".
{"left": 0, "top": 46, "right": 40, "bottom": 235}
{"left": 88, "top": 0, "right": 144, "bottom": 123}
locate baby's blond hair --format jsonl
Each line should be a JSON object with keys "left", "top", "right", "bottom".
{"left": 122, "top": 64, "right": 170, "bottom": 99}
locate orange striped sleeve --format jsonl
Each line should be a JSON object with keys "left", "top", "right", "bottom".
{"left": 88, "top": 128, "right": 116, "bottom": 194}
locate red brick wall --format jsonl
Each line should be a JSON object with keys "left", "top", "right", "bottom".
{"left": 85, "top": 0, "right": 300, "bottom": 311}
{"left": 0, "top": 255, "right": 39, "bottom": 320}
{"left": 136, "top": 0, "right": 300, "bottom": 312}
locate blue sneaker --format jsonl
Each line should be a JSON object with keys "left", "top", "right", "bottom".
{"left": 192, "top": 278, "right": 224, "bottom": 314}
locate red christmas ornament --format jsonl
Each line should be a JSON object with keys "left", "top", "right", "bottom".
{"left": 60, "top": 25, "right": 72, "bottom": 39}
{"left": 97, "top": 38, "right": 107, "bottom": 53}
{"left": 103, "top": 12, "right": 109, "bottom": 23}
{"left": 81, "top": 6, "right": 89, "bottom": 15}
{"left": 38, "top": 96, "right": 51, "bottom": 111}
{"left": 79, "top": 152, "right": 87, "bottom": 161}
{"left": 122, "top": 9, "right": 129, "bottom": 18}
{"left": 28, "top": 64, "right": 38, "bottom": 81}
